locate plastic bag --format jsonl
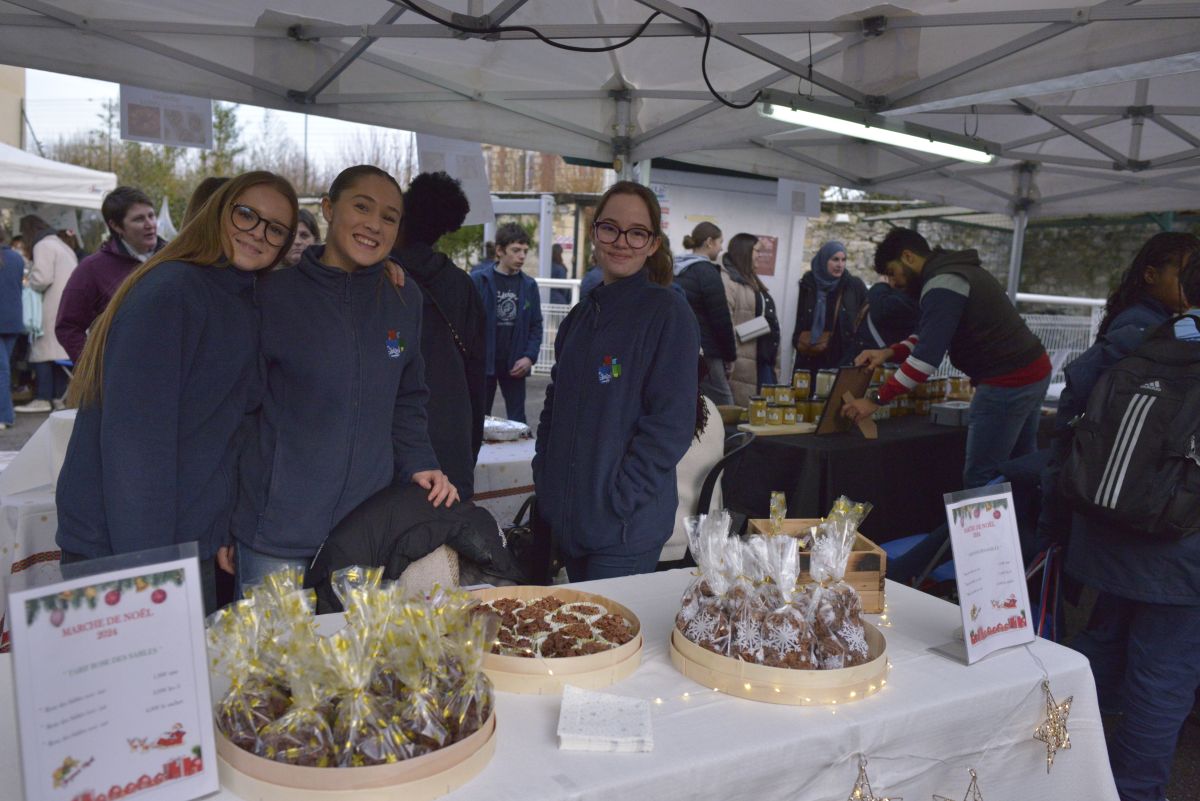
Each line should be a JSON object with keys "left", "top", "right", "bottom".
{"left": 807, "top": 498, "right": 872, "bottom": 669}
{"left": 677, "top": 512, "right": 734, "bottom": 654}
{"left": 440, "top": 611, "right": 497, "bottom": 742}
{"left": 759, "top": 534, "right": 817, "bottom": 669}
{"left": 206, "top": 600, "right": 290, "bottom": 752}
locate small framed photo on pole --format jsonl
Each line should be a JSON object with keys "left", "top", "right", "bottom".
{"left": 944, "top": 483, "right": 1035, "bottom": 664}
{"left": 7, "top": 543, "right": 217, "bottom": 801}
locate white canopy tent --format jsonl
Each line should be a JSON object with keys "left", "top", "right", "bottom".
{"left": 0, "top": 140, "right": 116, "bottom": 209}
{"left": 2, "top": 0, "right": 1198, "bottom": 291}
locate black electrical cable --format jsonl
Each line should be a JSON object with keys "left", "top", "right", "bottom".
{"left": 684, "top": 7, "right": 762, "bottom": 110}
{"left": 394, "top": 0, "right": 661, "bottom": 53}
{"left": 393, "top": 0, "right": 763, "bottom": 109}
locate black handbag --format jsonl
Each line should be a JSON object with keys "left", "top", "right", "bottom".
{"left": 503, "top": 495, "right": 560, "bottom": 585}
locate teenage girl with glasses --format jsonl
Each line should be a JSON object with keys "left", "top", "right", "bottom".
{"left": 56, "top": 171, "right": 299, "bottom": 614}
{"left": 533, "top": 181, "right": 700, "bottom": 581}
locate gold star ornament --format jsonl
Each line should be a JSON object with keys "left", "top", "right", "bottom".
{"left": 933, "top": 768, "right": 984, "bottom": 801}
{"left": 1033, "top": 679, "right": 1072, "bottom": 772}
{"left": 848, "top": 755, "right": 903, "bottom": 801}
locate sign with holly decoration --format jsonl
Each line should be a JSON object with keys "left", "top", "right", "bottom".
{"left": 943, "top": 483, "right": 1034, "bottom": 664}
{"left": 7, "top": 545, "right": 216, "bottom": 801}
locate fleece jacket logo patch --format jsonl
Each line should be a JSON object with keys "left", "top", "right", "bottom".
{"left": 387, "top": 330, "right": 405, "bottom": 358}
{"left": 598, "top": 355, "right": 622, "bottom": 384}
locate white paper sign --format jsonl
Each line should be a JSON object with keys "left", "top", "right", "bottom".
{"left": 944, "top": 483, "right": 1035, "bottom": 664}
{"left": 120, "top": 85, "right": 213, "bottom": 150}
{"left": 8, "top": 546, "right": 217, "bottom": 801}
{"left": 415, "top": 134, "right": 495, "bottom": 226}
{"left": 776, "top": 179, "right": 821, "bottom": 218}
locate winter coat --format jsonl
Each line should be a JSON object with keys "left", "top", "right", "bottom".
{"left": 534, "top": 268, "right": 700, "bottom": 561}
{"left": 720, "top": 259, "right": 780, "bottom": 406}
{"left": 851, "top": 281, "right": 920, "bottom": 354}
{"left": 396, "top": 243, "right": 487, "bottom": 500}
{"left": 27, "top": 234, "right": 77, "bottom": 363}
{"left": 232, "top": 247, "right": 440, "bottom": 559}
{"left": 56, "top": 261, "right": 260, "bottom": 561}
{"left": 791, "top": 269, "right": 867, "bottom": 371}
{"left": 471, "top": 266, "right": 543, "bottom": 377}
{"left": 0, "top": 245, "right": 24, "bottom": 335}
{"left": 56, "top": 237, "right": 165, "bottom": 363}
{"left": 306, "top": 483, "right": 526, "bottom": 613}
{"left": 1040, "top": 298, "right": 1200, "bottom": 604}
{"left": 673, "top": 254, "right": 737, "bottom": 362}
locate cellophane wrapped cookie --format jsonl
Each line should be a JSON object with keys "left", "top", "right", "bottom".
{"left": 440, "top": 610, "right": 497, "bottom": 742}
{"left": 676, "top": 512, "right": 733, "bottom": 651}
{"left": 759, "top": 534, "right": 817, "bottom": 669}
{"left": 206, "top": 599, "right": 290, "bottom": 751}
{"left": 729, "top": 537, "right": 769, "bottom": 663}
{"left": 257, "top": 590, "right": 337, "bottom": 767}
{"left": 390, "top": 597, "right": 451, "bottom": 756}
{"left": 327, "top": 590, "right": 409, "bottom": 766}
{"left": 807, "top": 498, "right": 873, "bottom": 669}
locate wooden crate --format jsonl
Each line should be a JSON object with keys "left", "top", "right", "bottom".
{"left": 747, "top": 519, "right": 886, "bottom": 613}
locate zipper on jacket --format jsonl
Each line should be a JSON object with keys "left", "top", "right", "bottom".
{"left": 331, "top": 274, "right": 362, "bottom": 517}
{"left": 560, "top": 300, "right": 602, "bottom": 544}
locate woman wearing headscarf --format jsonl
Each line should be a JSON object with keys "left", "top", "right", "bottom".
{"left": 791, "top": 240, "right": 866, "bottom": 375}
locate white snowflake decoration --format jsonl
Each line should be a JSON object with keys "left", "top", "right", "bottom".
{"left": 838, "top": 621, "right": 869, "bottom": 657}
{"left": 765, "top": 617, "right": 801, "bottom": 654}
{"left": 733, "top": 620, "right": 764, "bottom": 658}
{"left": 685, "top": 611, "right": 719, "bottom": 643}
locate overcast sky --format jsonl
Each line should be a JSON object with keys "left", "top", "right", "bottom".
{"left": 23, "top": 68, "right": 409, "bottom": 169}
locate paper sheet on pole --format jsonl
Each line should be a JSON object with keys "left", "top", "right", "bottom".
{"left": 415, "top": 134, "right": 495, "bottom": 226}
{"left": 120, "top": 85, "right": 213, "bottom": 149}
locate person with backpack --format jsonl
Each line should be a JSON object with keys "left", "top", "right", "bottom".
{"left": 1039, "top": 231, "right": 1200, "bottom": 801}
{"left": 673, "top": 221, "right": 736, "bottom": 406}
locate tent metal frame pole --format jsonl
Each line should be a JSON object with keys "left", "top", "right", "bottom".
{"left": 1007, "top": 164, "right": 1035, "bottom": 301}
{"left": 1011, "top": 98, "right": 1129, "bottom": 167}
{"left": 295, "top": 5, "right": 407, "bottom": 103}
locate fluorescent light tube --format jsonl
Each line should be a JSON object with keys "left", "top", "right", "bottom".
{"left": 759, "top": 93, "right": 996, "bottom": 165}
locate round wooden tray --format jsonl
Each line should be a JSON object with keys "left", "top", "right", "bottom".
{"left": 471, "top": 586, "right": 643, "bottom": 694}
{"left": 669, "top": 624, "right": 889, "bottom": 706}
{"left": 216, "top": 711, "right": 496, "bottom": 801}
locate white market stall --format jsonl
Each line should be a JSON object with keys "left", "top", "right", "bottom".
{"left": 0, "top": 140, "right": 116, "bottom": 209}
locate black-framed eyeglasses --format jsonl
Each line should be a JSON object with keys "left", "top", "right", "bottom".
{"left": 593, "top": 221, "right": 655, "bottom": 250}
{"left": 231, "top": 204, "right": 292, "bottom": 248}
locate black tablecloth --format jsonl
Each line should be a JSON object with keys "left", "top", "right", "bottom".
{"left": 723, "top": 417, "right": 968, "bottom": 543}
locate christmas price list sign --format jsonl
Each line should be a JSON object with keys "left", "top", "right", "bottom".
{"left": 944, "top": 483, "right": 1035, "bottom": 664}
{"left": 7, "top": 546, "right": 216, "bottom": 801}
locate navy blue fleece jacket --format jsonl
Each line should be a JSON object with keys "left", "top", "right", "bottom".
{"left": 232, "top": 247, "right": 439, "bottom": 558}
{"left": 56, "top": 260, "right": 260, "bottom": 561}
{"left": 533, "top": 269, "right": 700, "bottom": 558}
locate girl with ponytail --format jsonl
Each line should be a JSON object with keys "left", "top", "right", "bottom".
{"left": 533, "top": 181, "right": 700, "bottom": 580}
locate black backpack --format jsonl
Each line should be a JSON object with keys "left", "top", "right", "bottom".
{"left": 1061, "top": 316, "right": 1200, "bottom": 539}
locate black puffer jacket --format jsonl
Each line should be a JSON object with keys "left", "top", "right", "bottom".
{"left": 306, "top": 482, "right": 526, "bottom": 613}
{"left": 673, "top": 254, "right": 737, "bottom": 362}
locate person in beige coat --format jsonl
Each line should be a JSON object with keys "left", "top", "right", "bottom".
{"left": 17, "top": 215, "right": 78, "bottom": 412}
{"left": 720, "top": 233, "right": 780, "bottom": 407}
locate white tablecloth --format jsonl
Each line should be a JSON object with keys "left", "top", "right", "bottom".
{"left": 473, "top": 439, "right": 536, "bottom": 527}
{"left": 1, "top": 571, "right": 1117, "bottom": 801}
{"left": 0, "top": 486, "right": 58, "bottom": 649}
{"left": 0, "top": 409, "right": 76, "bottom": 497}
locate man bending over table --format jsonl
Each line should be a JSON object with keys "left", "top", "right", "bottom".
{"left": 842, "top": 228, "right": 1050, "bottom": 488}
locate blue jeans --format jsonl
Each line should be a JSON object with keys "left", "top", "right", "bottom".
{"left": 700, "top": 357, "right": 734, "bottom": 407}
{"left": 757, "top": 362, "right": 777, "bottom": 392}
{"left": 963, "top": 375, "right": 1049, "bottom": 488}
{"left": 486, "top": 374, "right": 527, "bottom": 423}
{"left": 33, "top": 360, "right": 68, "bottom": 402}
{"left": 0, "top": 335, "right": 17, "bottom": 424}
{"left": 563, "top": 547, "right": 662, "bottom": 582}
{"left": 1073, "top": 593, "right": 1200, "bottom": 801}
{"left": 234, "top": 541, "right": 310, "bottom": 599}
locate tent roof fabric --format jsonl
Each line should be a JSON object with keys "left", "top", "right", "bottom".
{"left": 0, "top": 140, "right": 117, "bottom": 209}
{"left": 2, "top": 1, "right": 1199, "bottom": 217}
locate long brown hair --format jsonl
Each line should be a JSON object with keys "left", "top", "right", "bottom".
{"left": 592, "top": 181, "right": 672, "bottom": 287}
{"left": 68, "top": 171, "right": 298, "bottom": 408}
{"left": 725, "top": 232, "right": 765, "bottom": 292}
